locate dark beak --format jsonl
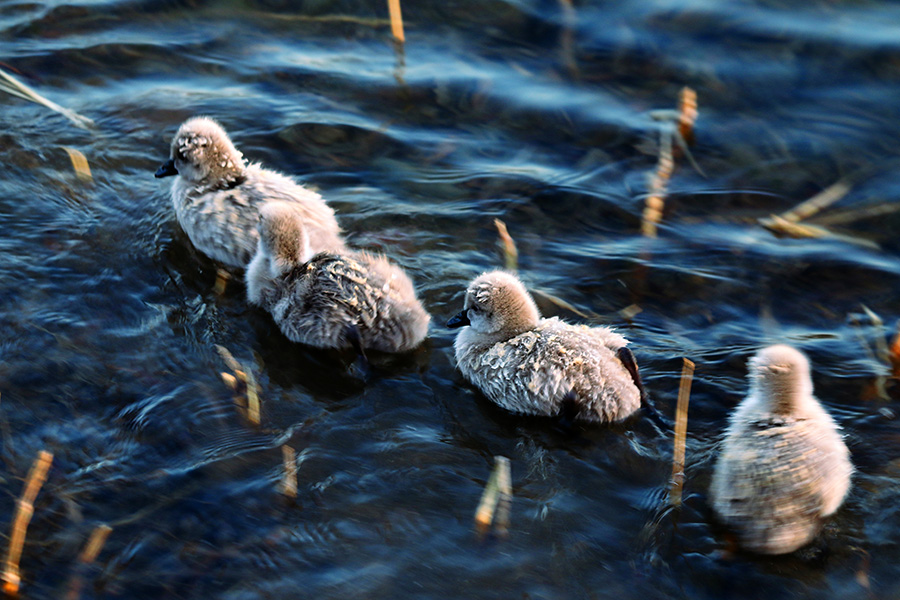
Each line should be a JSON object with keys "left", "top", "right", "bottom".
{"left": 155, "top": 159, "right": 178, "bottom": 178}
{"left": 446, "top": 310, "right": 470, "bottom": 329}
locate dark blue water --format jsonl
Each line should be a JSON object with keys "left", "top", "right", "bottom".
{"left": 2, "top": 0, "right": 900, "bottom": 598}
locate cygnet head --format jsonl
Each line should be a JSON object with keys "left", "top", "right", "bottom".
{"left": 747, "top": 344, "right": 815, "bottom": 415}
{"left": 155, "top": 116, "right": 245, "bottom": 185}
{"left": 256, "top": 202, "right": 313, "bottom": 275}
{"left": 447, "top": 270, "right": 540, "bottom": 339}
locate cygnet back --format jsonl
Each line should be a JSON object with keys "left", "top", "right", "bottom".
{"left": 247, "top": 204, "right": 430, "bottom": 353}
{"left": 156, "top": 116, "right": 345, "bottom": 267}
{"left": 710, "top": 344, "right": 853, "bottom": 554}
{"left": 450, "top": 270, "right": 643, "bottom": 423}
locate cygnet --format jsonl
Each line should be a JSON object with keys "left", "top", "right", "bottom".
{"left": 155, "top": 116, "right": 345, "bottom": 267}
{"left": 246, "top": 202, "right": 430, "bottom": 353}
{"left": 447, "top": 270, "right": 644, "bottom": 423}
{"left": 710, "top": 344, "right": 853, "bottom": 555}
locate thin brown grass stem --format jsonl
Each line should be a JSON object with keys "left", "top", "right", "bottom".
{"left": 493, "top": 218, "right": 519, "bottom": 272}
{"left": 779, "top": 179, "right": 852, "bottom": 224}
{"left": 245, "top": 368, "right": 261, "bottom": 426}
{"left": 890, "top": 321, "right": 900, "bottom": 378}
{"left": 62, "top": 147, "right": 92, "bottom": 183}
{"left": 640, "top": 129, "right": 673, "bottom": 238}
{"left": 474, "top": 456, "right": 511, "bottom": 537}
{"left": 281, "top": 445, "right": 298, "bottom": 499}
{"left": 642, "top": 87, "right": 699, "bottom": 237}
{"left": 494, "top": 457, "right": 512, "bottom": 537}
{"left": 78, "top": 524, "right": 112, "bottom": 564}
{"left": 216, "top": 345, "right": 261, "bottom": 426}
{"left": 387, "top": 0, "right": 405, "bottom": 44}
{"left": 65, "top": 524, "right": 113, "bottom": 600}
{"left": 3, "top": 450, "right": 53, "bottom": 596}
{"left": 213, "top": 269, "right": 230, "bottom": 296}
{"left": 558, "top": 0, "right": 578, "bottom": 78}
{"left": 669, "top": 359, "right": 694, "bottom": 506}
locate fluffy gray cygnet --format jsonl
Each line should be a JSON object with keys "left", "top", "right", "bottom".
{"left": 155, "top": 116, "right": 345, "bottom": 267}
{"left": 447, "top": 270, "right": 644, "bottom": 423}
{"left": 246, "top": 202, "right": 430, "bottom": 353}
{"left": 710, "top": 344, "right": 853, "bottom": 555}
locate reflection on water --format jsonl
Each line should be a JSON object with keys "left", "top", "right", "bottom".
{"left": 2, "top": 0, "right": 900, "bottom": 598}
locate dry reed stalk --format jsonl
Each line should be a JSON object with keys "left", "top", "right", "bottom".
{"left": 777, "top": 179, "right": 852, "bottom": 223}
{"left": 758, "top": 214, "right": 830, "bottom": 239}
{"left": 855, "top": 549, "right": 872, "bottom": 592}
{"left": 78, "top": 525, "right": 112, "bottom": 564}
{"left": 0, "top": 67, "right": 94, "bottom": 129}
{"left": 677, "top": 87, "right": 698, "bottom": 145}
{"left": 756, "top": 178, "right": 884, "bottom": 249}
{"left": 809, "top": 202, "right": 900, "bottom": 227}
{"left": 861, "top": 304, "right": 890, "bottom": 365}
{"left": 849, "top": 305, "right": 892, "bottom": 400}
{"left": 280, "top": 445, "right": 298, "bottom": 499}
{"left": 3, "top": 450, "right": 53, "bottom": 596}
{"left": 529, "top": 289, "right": 599, "bottom": 320}
{"left": 220, "top": 372, "right": 238, "bottom": 391}
{"left": 668, "top": 358, "right": 694, "bottom": 506}
{"left": 64, "top": 524, "right": 113, "bottom": 600}
{"left": 62, "top": 148, "right": 92, "bottom": 183}
{"left": 494, "top": 457, "right": 512, "bottom": 536}
{"left": 890, "top": 322, "right": 900, "bottom": 378}
{"left": 493, "top": 218, "right": 518, "bottom": 271}
{"left": 213, "top": 269, "right": 231, "bottom": 296}
{"left": 618, "top": 304, "right": 642, "bottom": 321}
{"left": 640, "top": 129, "right": 673, "bottom": 238}
{"left": 642, "top": 87, "right": 700, "bottom": 238}
{"left": 245, "top": 368, "right": 261, "bottom": 426}
{"left": 474, "top": 456, "right": 511, "bottom": 536}
{"left": 216, "top": 345, "right": 261, "bottom": 426}
{"left": 387, "top": 0, "right": 405, "bottom": 44}
{"left": 558, "top": 0, "right": 578, "bottom": 77}
{"left": 216, "top": 345, "right": 243, "bottom": 374}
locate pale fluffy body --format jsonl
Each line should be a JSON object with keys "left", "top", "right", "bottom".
{"left": 247, "top": 202, "right": 429, "bottom": 353}
{"left": 161, "top": 117, "right": 345, "bottom": 267}
{"left": 710, "top": 345, "right": 853, "bottom": 554}
{"left": 451, "top": 271, "right": 641, "bottom": 423}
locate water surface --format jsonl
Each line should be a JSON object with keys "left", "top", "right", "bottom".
{"left": 2, "top": 0, "right": 900, "bottom": 598}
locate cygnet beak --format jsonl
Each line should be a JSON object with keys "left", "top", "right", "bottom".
{"left": 446, "top": 310, "right": 470, "bottom": 329}
{"left": 155, "top": 159, "right": 178, "bottom": 178}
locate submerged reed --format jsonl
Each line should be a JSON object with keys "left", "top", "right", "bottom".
{"left": 280, "top": 445, "right": 299, "bottom": 499}
{"left": 493, "top": 218, "right": 518, "bottom": 271}
{"left": 475, "top": 456, "right": 512, "bottom": 537}
{"left": 668, "top": 358, "right": 694, "bottom": 506}
{"left": 216, "top": 345, "right": 261, "bottom": 426}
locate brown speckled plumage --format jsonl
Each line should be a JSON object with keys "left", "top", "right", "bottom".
{"left": 160, "top": 117, "right": 345, "bottom": 267}
{"left": 451, "top": 271, "right": 641, "bottom": 423}
{"left": 246, "top": 202, "right": 429, "bottom": 353}
{"left": 710, "top": 345, "right": 853, "bottom": 554}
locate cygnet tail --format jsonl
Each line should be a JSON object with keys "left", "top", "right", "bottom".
{"left": 617, "top": 347, "right": 670, "bottom": 430}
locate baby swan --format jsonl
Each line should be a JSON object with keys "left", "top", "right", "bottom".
{"left": 246, "top": 202, "right": 430, "bottom": 353}
{"left": 710, "top": 344, "right": 853, "bottom": 555}
{"left": 155, "top": 116, "right": 345, "bottom": 268}
{"left": 448, "top": 271, "right": 644, "bottom": 423}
